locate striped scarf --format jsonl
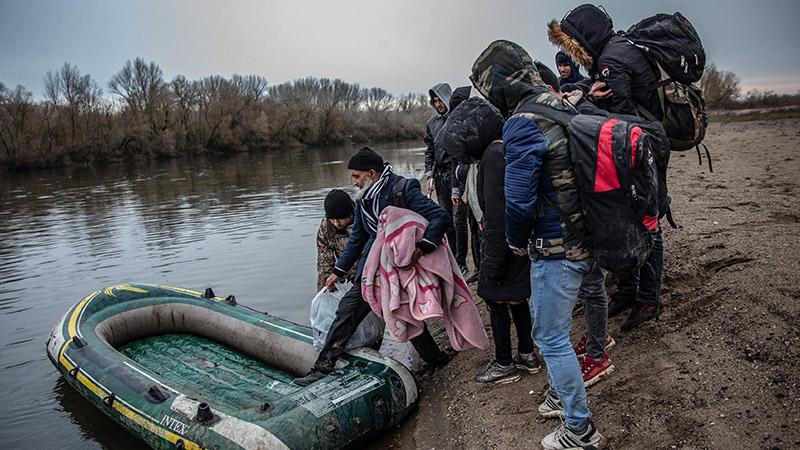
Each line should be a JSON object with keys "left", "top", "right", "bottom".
{"left": 360, "top": 164, "right": 393, "bottom": 233}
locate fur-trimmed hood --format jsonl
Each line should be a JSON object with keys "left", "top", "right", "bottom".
{"left": 548, "top": 4, "right": 615, "bottom": 70}
{"left": 469, "top": 40, "right": 547, "bottom": 117}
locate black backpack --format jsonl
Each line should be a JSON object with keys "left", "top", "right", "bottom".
{"left": 624, "top": 12, "right": 712, "bottom": 171}
{"left": 390, "top": 177, "right": 409, "bottom": 209}
{"left": 526, "top": 103, "right": 663, "bottom": 273}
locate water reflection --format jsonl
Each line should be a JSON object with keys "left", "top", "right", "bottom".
{"left": 0, "top": 142, "right": 425, "bottom": 449}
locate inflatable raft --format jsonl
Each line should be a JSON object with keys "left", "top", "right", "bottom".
{"left": 46, "top": 284, "right": 418, "bottom": 450}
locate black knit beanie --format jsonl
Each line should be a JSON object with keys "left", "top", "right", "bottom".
{"left": 324, "top": 189, "right": 354, "bottom": 219}
{"left": 347, "top": 147, "right": 384, "bottom": 172}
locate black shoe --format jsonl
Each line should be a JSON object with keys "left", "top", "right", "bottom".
{"left": 293, "top": 369, "right": 327, "bottom": 386}
{"left": 418, "top": 353, "right": 451, "bottom": 380}
{"left": 458, "top": 264, "right": 469, "bottom": 276}
{"left": 621, "top": 305, "right": 659, "bottom": 332}
{"left": 608, "top": 295, "right": 635, "bottom": 318}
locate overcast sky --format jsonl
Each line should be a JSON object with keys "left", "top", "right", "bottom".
{"left": 2, "top": 0, "right": 799, "bottom": 98}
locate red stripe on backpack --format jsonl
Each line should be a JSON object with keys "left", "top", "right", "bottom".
{"left": 630, "top": 126, "right": 643, "bottom": 167}
{"left": 594, "top": 119, "right": 620, "bottom": 192}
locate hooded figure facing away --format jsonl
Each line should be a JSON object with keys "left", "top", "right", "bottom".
{"left": 549, "top": 4, "right": 665, "bottom": 332}
{"left": 471, "top": 39, "right": 603, "bottom": 449}
{"left": 438, "top": 96, "right": 542, "bottom": 384}
{"left": 555, "top": 50, "right": 586, "bottom": 87}
{"left": 548, "top": 4, "right": 662, "bottom": 120}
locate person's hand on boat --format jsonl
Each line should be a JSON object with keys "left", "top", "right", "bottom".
{"left": 398, "top": 248, "right": 423, "bottom": 271}
{"left": 325, "top": 274, "right": 340, "bottom": 291}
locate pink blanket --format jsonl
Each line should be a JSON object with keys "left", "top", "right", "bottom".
{"left": 362, "top": 206, "right": 489, "bottom": 351}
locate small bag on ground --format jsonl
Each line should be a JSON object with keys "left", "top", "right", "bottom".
{"left": 309, "top": 281, "right": 385, "bottom": 351}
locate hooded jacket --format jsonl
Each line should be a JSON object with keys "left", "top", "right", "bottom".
{"left": 434, "top": 97, "right": 503, "bottom": 198}
{"left": 423, "top": 83, "right": 453, "bottom": 176}
{"left": 449, "top": 86, "right": 471, "bottom": 112}
{"left": 548, "top": 4, "right": 662, "bottom": 120}
{"left": 471, "top": 40, "right": 590, "bottom": 261}
{"left": 555, "top": 51, "right": 586, "bottom": 87}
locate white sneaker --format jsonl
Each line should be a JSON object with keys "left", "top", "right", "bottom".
{"left": 541, "top": 421, "right": 603, "bottom": 450}
{"left": 538, "top": 389, "right": 564, "bottom": 418}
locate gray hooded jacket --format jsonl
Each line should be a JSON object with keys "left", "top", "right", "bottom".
{"left": 423, "top": 83, "right": 452, "bottom": 176}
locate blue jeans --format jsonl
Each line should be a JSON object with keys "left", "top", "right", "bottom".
{"left": 579, "top": 261, "right": 609, "bottom": 359}
{"left": 530, "top": 258, "right": 593, "bottom": 430}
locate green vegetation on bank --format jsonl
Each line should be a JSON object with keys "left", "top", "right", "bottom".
{"left": 0, "top": 59, "right": 431, "bottom": 168}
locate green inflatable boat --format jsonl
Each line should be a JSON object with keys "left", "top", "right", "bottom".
{"left": 46, "top": 284, "right": 418, "bottom": 450}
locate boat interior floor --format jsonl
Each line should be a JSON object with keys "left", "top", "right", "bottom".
{"left": 119, "top": 334, "right": 302, "bottom": 414}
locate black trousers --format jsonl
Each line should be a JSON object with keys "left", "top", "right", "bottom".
{"left": 468, "top": 207, "right": 481, "bottom": 271}
{"left": 485, "top": 300, "right": 534, "bottom": 366}
{"left": 434, "top": 172, "right": 468, "bottom": 268}
{"left": 616, "top": 229, "right": 664, "bottom": 307}
{"left": 314, "top": 282, "right": 445, "bottom": 372}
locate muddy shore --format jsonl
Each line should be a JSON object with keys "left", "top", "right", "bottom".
{"left": 372, "top": 117, "right": 800, "bottom": 449}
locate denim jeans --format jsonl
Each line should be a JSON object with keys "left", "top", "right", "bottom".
{"left": 579, "top": 261, "right": 609, "bottom": 359}
{"left": 530, "top": 258, "right": 593, "bottom": 430}
{"left": 616, "top": 229, "right": 664, "bottom": 307}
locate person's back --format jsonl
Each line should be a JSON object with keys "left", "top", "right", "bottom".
{"left": 471, "top": 39, "right": 603, "bottom": 450}
{"left": 548, "top": 4, "right": 662, "bottom": 120}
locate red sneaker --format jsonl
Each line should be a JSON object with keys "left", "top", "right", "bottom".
{"left": 573, "top": 335, "right": 616, "bottom": 358}
{"left": 580, "top": 354, "right": 615, "bottom": 387}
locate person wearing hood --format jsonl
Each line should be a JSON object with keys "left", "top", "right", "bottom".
{"left": 548, "top": 4, "right": 661, "bottom": 120}
{"left": 294, "top": 147, "right": 452, "bottom": 386}
{"left": 424, "top": 83, "right": 471, "bottom": 275}
{"left": 537, "top": 61, "right": 617, "bottom": 388}
{"left": 549, "top": 4, "right": 664, "bottom": 331}
{"left": 440, "top": 96, "right": 543, "bottom": 384}
{"left": 438, "top": 85, "right": 478, "bottom": 278}
{"left": 555, "top": 50, "right": 586, "bottom": 87}
{"left": 470, "top": 40, "right": 603, "bottom": 449}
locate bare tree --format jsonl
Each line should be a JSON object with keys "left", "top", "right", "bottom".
{"left": 701, "top": 63, "right": 741, "bottom": 108}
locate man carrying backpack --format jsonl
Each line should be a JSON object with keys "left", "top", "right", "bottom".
{"left": 549, "top": 4, "right": 665, "bottom": 330}
{"left": 471, "top": 40, "right": 603, "bottom": 450}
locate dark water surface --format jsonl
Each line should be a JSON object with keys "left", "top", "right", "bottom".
{"left": 0, "top": 143, "right": 425, "bottom": 449}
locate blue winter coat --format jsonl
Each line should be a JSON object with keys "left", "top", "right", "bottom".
{"left": 333, "top": 173, "right": 451, "bottom": 280}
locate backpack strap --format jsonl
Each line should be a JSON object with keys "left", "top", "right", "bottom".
{"left": 517, "top": 102, "right": 574, "bottom": 128}
{"left": 391, "top": 177, "right": 409, "bottom": 210}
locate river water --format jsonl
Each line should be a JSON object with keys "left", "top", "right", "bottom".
{"left": 0, "top": 142, "right": 426, "bottom": 449}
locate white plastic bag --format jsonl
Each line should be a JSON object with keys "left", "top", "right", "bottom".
{"left": 378, "top": 329, "right": 422, "bottom": 372}
{"left": 309, "top": 281, "right": 385, "bottom": 351}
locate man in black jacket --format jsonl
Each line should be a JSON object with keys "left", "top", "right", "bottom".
{"left": 548, "top": 4, "right": 662, "bottom": 120}
{"left": 423, "top": 83, "right": 470, "bottom": 274}
{"left": 549, "top": 4, "right": 664, "bottom": 330}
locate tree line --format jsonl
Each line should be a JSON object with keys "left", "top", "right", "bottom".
{"left": 3, "top": 59, "right": 798, "bottom": 168}
{"left": 701, "top": 63, "right": 800, "bottom": 109}
{"left": 0, "top": 58, "right": 432, "bottom": 168}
